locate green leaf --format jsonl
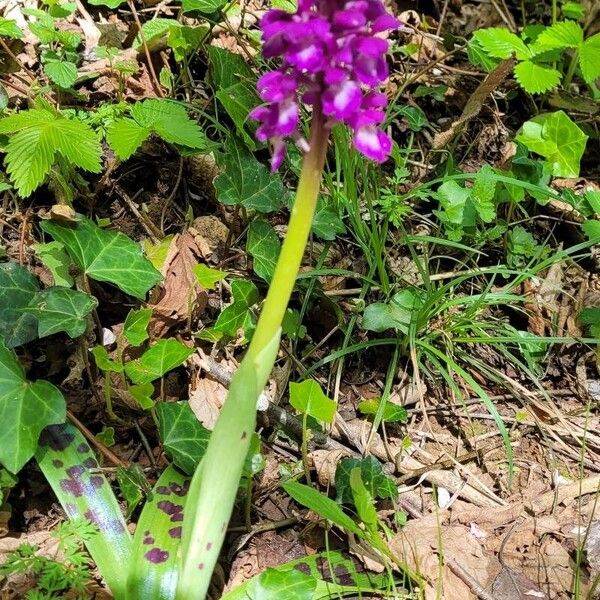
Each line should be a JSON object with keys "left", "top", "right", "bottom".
{"left": 91, "top": 346, "right": 124, "bottom": 373}
{"left": 289, "top": 380, "right": 336, "bottom": 424}
{"left": 214, "top": 138, "right": 286, "bottom": 213}
{"left": 156, "top": 401, "right": 210, "bottom": 475}
{"left": 436, "top": 180, "right": 471, "bottom": 225}
{"left": 35, "top": 423, "right": 132, "bottom": 598}
{"left": 349, "top": 468, "right": 378, "bottom": 530}
{"left": 311, "top": 199, "right": 346, "bottom": 241}
{"left": 32, "top": 241, "right": 73, "bottom": 287}
{"left": 0, "top": 18, "right": 24, "bottom": 38}
{"left": 106, "top": 118, "right": 151, "bottom": 161}
{"left": 282, "top": 481, "right": 361, "bottom": 535}
{"left": 129, "top": 383, "right": 155, "bottom": 410}
{"left": 513, "top": 60, "right": 562, "bottom": 94}
{"left": 124, "top": 339, "right": 193, "bottom": 385}
{"left": 470, "top": 165, "right": 497, "bottom": 222}
{"left": 44, "top": 60, "right": 77, "bottom": 88}
{"left": 579, "top": 33, "right": 600, "bottom": 84}
{"left": 472, "top": 28, "right": 531, "bottom": 60}
{"left": 516, "top": 110, "right": 588, "bottom": 177}
{"left": 182, "top": 0, "right": 227, "bottom": 13}
{"left": 213, "top": 301, "right": 255, "bottom": 338}
{"left": 41, "top": 217, "right": 162, "bottom": 299}
{"left": 562, "top": 2, "right": 585, "bottom": 19}
{"left": 0, "top": 343, "right": 65, "bottom": 472}
{"left": 533, "top": 20, "right": 583, "bottom": 50}
{"left": 193, "top": 264, "right": 227, "bottom": 290}
{"left": 215, "top": 83, "right": 260, "bottom": 149}
{"left": 467, "top": 39, "right": 501, "bottom": 71}
{"left": 207, "top": 46, "right": 254, "bottom": 90}
{"left": 507, "top": 225, "right": 541, "bottom": 266}
{"left": 133, "top": 18, "right": 174, "bottom": 50}
{"left": 335, "top": 456, "right": 398, "bottom": 504}
{"left": 247, "top": 220, "right": 281, "bottom": 282}
{"left": 398, "top": 105, "right": 428, "bottom": 131}
{"left": 362, "top": 289, "right": 422, "bottom": 334}
{"left": 168, "top": 25, "right": 207, "bottom": 62}
{"left": 358, "top": 398, "right": 408, "bottom": 423}
{"left": 248, "top": 568, "right": 318, "bottom": 600}
{"left": 88, "top": 0, "right": 125, "bottom": 7}
{"left": 116, "top": 464, "right": 148, "bottom": 518}
{"left": 126, "top": 465, "right": 190, "bottom": 598}
{"left": 582, "top": 220, "right": 600, "bottom": 242}
{"left": 123, "top": 308, "right": 152, "bottom": 347}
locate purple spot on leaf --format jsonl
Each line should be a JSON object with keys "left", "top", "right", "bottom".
{"left": 52, "top": 459, "right": 64, "bottom": 469}
{"left": 66, "top": 465, "right": 85, "bottom": 479}
{"left": 90, "top": 476, "right": 104, "bottom": 489}
{"left": 156, "top": 486, "right": 170, "bottom": 495}
{"left": 39, "top": 425, "right": 75, "bottom": 450}
{"left": 169, "top": 481, "right": 189, "bottom": 497}
{"left": 198, "top": 563, "right": 204, "bottom": 570}
{"left": 83, "top": 457, "right": 98, "bottom": 469}
{"left": 77, "top": 443, "right": 90, "bottom": 453}
{"left": 157, "top": 500, "right": 184, "bottom": 522}
{"left": 60, "top": 478, "right": 85, "bottom": 497}
{"left": 168, "top": 527, "right": 182, "bottom": 539}
{"left": 295, "top": 562, "right": 311, "bottom": 575}
{"left": 143, "top": 535, "right": 155, "bottom": 545}
{"left": 206, "top": 542, "right": 212, "bottom": 551}
{"left": 145, "top": 548, "right": 169, "bottom": 564}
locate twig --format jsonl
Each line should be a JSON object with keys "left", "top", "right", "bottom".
{"left": 114, "top": 185, "right": 162, "bottom": 242}
{"left": 447, "top": 559, "right": 495, "bottom": 600}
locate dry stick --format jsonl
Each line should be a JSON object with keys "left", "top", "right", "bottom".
{"left": 0, "top": 38, "right": 36, "bottom": 80}
{"left": 67, "top": 410, "right": 128, "bottom": 468}
{"left": 127, "top": 0, "right": 164, "bottom": 97}
{"left": 447, "top": 559, "right": 495, "bottom": 600}
{"left": 114, "top": 185, "right": 162, "bottom": 242}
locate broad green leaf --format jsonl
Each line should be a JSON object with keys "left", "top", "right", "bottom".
{"left": 126, "top": 465, "right": 190, "bottom": 599}
{"left": 516, "top": 110, "right": 588, "bottom": 177}
{"left": 289, "top": 380, "right": 336, "bottom": 424}
{"left": 35, "top": 423, "right": 132, "bottom": 597}
{"left": 311, "top": 199, "right": 346, "bottom": 241}
{"left": 124, "top": 308, "right": 152, "bottom": 347}
{"left": 281, "top": 308, "right": 307, "bottom": 340}
{"left": 580, "top": 33, "right": 600, "bottom": 84}
{"left": 207, "top": 46, "right": 254, "bottom": 90}
{"left": 335, "top": 456, "right": 398, "bottom": 504}
{"left": 133, "top": 18, "right": 174, "bottom": 50}
{"left": 231, "top": 279, "right": 259, "bottom": 307}
{"left": 143, "top": 235, "right": 174, "bottom": 270}
{"left": 507, "top": 225, "right": 542, "bottom": 266}
{"left": 467, "top": 39, "right": 501, "bottom": 71}
{"left": 215, "top": 83, "right": 260, "bottom": 148}
{"left": 91, "top": 346, "right": 124, "bottom": 373}
{"left": 513, "top": 61, "right": 561, "bottom": 94}
{"left": 248, "top": 567, "right": 317, "bottom": 600}
{"left": 0, "top": 18, "right": 24, "bottom": 38}
{"left": 214, "top": 138, "right": 286, "bottom": 213}
{"left": 0, "top": 343, "right": 65, "bottom": 472}
{"left": 247, "top": 220, "right": 281, "bottom": 282}
{"left": 470, "top": 165, "right": 497, "bottom": 222}
{"left": 472, "top": 28, "right": 531, "bottom": 60}
{"left": 168, "top": 25, "right": 207, "bottom": 62}
{"left": 44, "top": 60, "right": 77, "bottom": 88}
{"left": 349, "top": 468, "right": 378, "bottom": 530}
{"left": 182, "top": 0, "right": 227, "bottom": 13}
{"left": 116, "top": 464, "right": 148, "bottom": 518}
{"left": 129, "top": 383, "right": 155, "bottom": 410}
{"left": 398, "top": 105, "right": 427, "bottom": 131}
{"left": 562, "top": 2, "right": 585, "bottom": 19}
{"left": 282, "top": 481, "right": 361, "bottom": 535}
{"left": 362, "top": 289, "right": 422, "bottom": 334}
{"left": 213, "top": 302, "right": 255, "bottom": 338}
{"left": 582, "top": 220, "right": 600, "bottom": 242}
{"left": 358, "top": 399, "right": 408, "bottom": 423}
{"left": 27, "top": 287, "right": 96, "bottom": 338}
{"left": 156, "top": 401, "right": 210, "bottom": 475}
{"left": 106, "top": 118, "right": 151, "bottom": 161}
{"left": 580, "top": 307, "right": 600, "bottom": 337}
{"left": 436, "top": 180, "right": 471, "bottom": 225}
{"left": 193, "top": 264, "right": 227, "bottom": 290}
{"left": 533, "top": 20, "right": 583, "bottom": 50}
{"left": 32, "top": 241, "right": 73, "bottom": 287}
{"left": 41, "top": 217, "right": 162, "bottom": 299}
{"left": 124, "top": 339, "right": 193, "bottom": 385}
{"left": 88, "top": 0, "right": 125, "bottom": 7}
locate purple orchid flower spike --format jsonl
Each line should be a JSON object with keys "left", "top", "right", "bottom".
{"left": 250, "top": 0, "right": 400, "bottom": 170}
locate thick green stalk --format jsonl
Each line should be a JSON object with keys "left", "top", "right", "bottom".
{"left": 176, "top": 111, "right": 329, "bottom": 600}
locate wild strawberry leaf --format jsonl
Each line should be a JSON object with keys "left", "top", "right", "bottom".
{"left": 35, "top": 423, "right": 132, "bottom": 598}
{"left": 533, "top": 20, "right": 583, "bottom": 51}
{"left": 579, "top": 33, "right": 600, "bottom": 84}
{"left": 44, "top": 60, "right": 78, "bottom": 88}
{"left": 41, "top": 217, "right": 162, "bottom": 299}
{"left": 513, "top": 60, "right": 562, "bottom": 94}
{"left": 472, "top": 28, "right": 531, "bottom": 60}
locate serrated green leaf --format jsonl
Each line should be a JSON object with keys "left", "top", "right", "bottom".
{"left": 534, "top": 20, "right": 583, "bottom": 51}
{"left": 214, "top": 138, "right": 286, "bottom": 212}
{"left": 467, "top": 39, "right": 501, "bottom": 71}
{"left": 156, "top": 401, "right": 210, "bottom": 474}
{"left": 516, "top": 110, "right": 588, "bottom": 177}
{"left": 513, "top": 60, "right": 562, "bottom": 93}
{"left": 470, "top": 165, "right": 497, "bottom": 222}
{"left": 125, "top": 339, "right": 193, "bottom": 385}
{"left": 182, "top": 0, "right": 227, "bottom": 11}
{"left": 192, "top": 263, "right": 227, "bottom": 289}
{"left": 0, "top": 342, "right": 66, "bottom": 473}
{"left": 133, "top": 18, "right": 174, "bottom": 50}
{"left": 472, "top": 28, "right": 531, "bottom": 60}
{"left": 0, "top": 18, "right": 24, "bottom": 38}
{"left": 44, "top": 60, "right": 77, "bottom": 88}
{"left": 247, "top": 220, "right": 281, "bottom": 282}
{"left": 289, "top": 380, "right": 336, "bottom": 423}
{"left": 123, "top": 308, "right": 152, "bottom": 347}
{"left": 335, "top": 456, "right": 398, "bottom": 504}
{"left": 41, "top": 217, "right": 162, "bottom": 299}
{"left": 35, "top": 423, "right": 132, "bottom": 597}
{"left": 106, "top": 118, "right": 151, "bottom": 161}
{"left": 32, "top": 241, "right": 73, "bottom": 287}
{"left": 580, "top": 33, "right": 600, "bottom": 84}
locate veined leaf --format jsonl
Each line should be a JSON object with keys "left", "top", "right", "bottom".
{"left": 0, "top": 17, "right": 24, "bottom": 38}
{"left": 123, "top": 308, "right": 152, "bottom": 347}
{"left": 36, "top": 423, "right": 132, "bottom": 597}
{"left": 41, "top": 217, "right": 162, "bottom": 299}
{"left": 106, "top": 118, "right": 150, "bottom": 161}
{"left": 44, "top": 60, "right": 78, "bottom": 88}
{"left": 247, "top": 220, "right": 281, "bottom": 282}
{"left": 335, "top": 456, "right": 398, "bottom": 504}
{"left": 289, "top": 380, "right": 336, "bottom": 424}
{"left": 32, "top": 241, "right": 73, "bottom": 287}
{"left": 533, "top": 20, "right": 583, "bottom": 51}
{"left": 472, "top": 28, "right": 531, "bottom": 60}
{"left": 126, "top": 465, "right": 190, "bottom": 599}
{"left": 514, "top": 61, "right": 561, "bottom": 94}
{"left": 580, "top": 33, "right": 600, "bottom": 84}
{"left": 248, "top": 568, "right": 317, "bottom": 600}
{"left": 124, "top": 340, "right": 193, "bottom": 385}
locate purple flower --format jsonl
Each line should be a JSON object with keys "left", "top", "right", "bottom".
{"left": 250, "top": 0, "right": 400, "bottom": 169}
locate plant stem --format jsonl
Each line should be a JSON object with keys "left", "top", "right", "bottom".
{"left": 564, "top": 49, "right": 579, "bottom": 89}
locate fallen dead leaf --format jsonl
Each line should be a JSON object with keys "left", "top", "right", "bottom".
{"left": 492, "top": 567, "right": 549, "bottom": 599}
{"left": 309, "top": 448, "right": 352, "bottom": 488}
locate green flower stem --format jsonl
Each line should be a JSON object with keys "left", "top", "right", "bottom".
{"left": 176, "top": 110, "right": 329, "bottom": 600}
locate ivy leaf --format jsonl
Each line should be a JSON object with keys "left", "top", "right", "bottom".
{"left": 311, "top": 199, "right": 346, "bottom": 241}
{"left": 91, "top": 346, "right": 124, "bottom": 373}
{"left": 125, "top": 339, "right": 193, "bottom": 385}
{"left": 289, "top": 380, "right": 336, "bottom": 424}
{"left": 88, "top": 0, "right": 125, "bottom": 7}
{"left": 247, "top": 568, "right": 317, "bottom": 600}
{"left": 215, "top": 83, "right": 260, "bottom": 149}
{"left": 193, "top": 264, "right": 227, "bottom": 290}
{"left": 44, "top": 60, "right": 77, "bottom": 88}
{"left": 247, "top": 220, "right": 281, "bottom": 282}
{"left": 182, "top": 0, "right": 227, "bottom": 13}
{"left": 516, "top": 110, "right": 588, "bottom": 177}
{"left": 334, "top": 456, "right": 398, "bottom": 504}
{"left": 533, "top": 20, "right": 583, "bottom": 51}
{"left": 472, "top": 28, "right": 531, "bottom": 60}
{"left": 123, "top": 308, "right": 152, "bottom": 347}
{"left": 212, "top": 280, "right": 259, "bottom": 338}
{"left": 358, "top": 398, "right": 408, "bottom": 423}
{"left": 32, "top": 242, "right": 73, "bottom": 287}
{"left": 156, "top": 401, "right": 210, "bottom": 475}
{"left": 207, "top": 46, "right": 254, "bottom": 90}
{"left": 513, "top": 61, "right": 562, "bottom": 94}
{"left": 214, "top": 138, "right": 286, "bottom": 213}
{"left": 0, "top": 342, "right": 65, "bottom": 473}
{"left": 579, "top": 33, "right": 600, "bottom": 84}
{"left": 41, "top": 217, "right": 162, "bottom": 299}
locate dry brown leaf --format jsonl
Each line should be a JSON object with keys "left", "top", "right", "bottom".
{"left": 190, "top": 216, "right": 230, "bottom": 259}
{"left": 389, "top": 520, "right": 502, "bottom": 600}
{"left": 492, "top": 567, "right": 549, "bottom": 599}
{"left": 189, "top": 374, "right": 228, "bottom": 430}
{"left": 309, "top": 448, "right": 352, "bottom": 487}
{"left": 149, "top": 231, "right": 208, "bottom": 337}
